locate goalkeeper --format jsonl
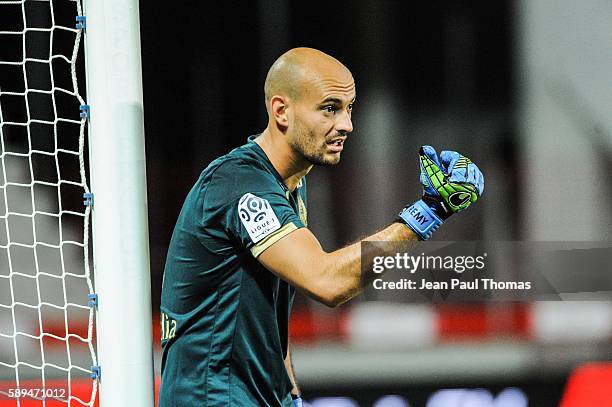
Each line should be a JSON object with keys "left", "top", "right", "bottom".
{"left": 159, "top": 47, "right": 484, "bottom": 406}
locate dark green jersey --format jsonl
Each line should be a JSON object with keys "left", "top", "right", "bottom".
{"left": 159, "top": 135, "right": 307, "bottom": 407}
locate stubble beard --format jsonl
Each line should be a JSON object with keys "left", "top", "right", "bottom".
{"left": 291, "top": 120, "right": 341, "bottom": 166}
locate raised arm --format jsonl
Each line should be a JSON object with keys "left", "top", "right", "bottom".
{"left": 259, "top": 223, "right": 416, "bottom": 307}
{"left": 258, "top": 145, "right": 485, "bottom": 307}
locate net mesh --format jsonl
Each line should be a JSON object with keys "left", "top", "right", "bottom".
{"left": 0, "top": 0, "right": 97, "bottom": 405}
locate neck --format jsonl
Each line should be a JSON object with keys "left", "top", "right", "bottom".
{"left": 255, "top": 127, "right": 312, "bottom": 192}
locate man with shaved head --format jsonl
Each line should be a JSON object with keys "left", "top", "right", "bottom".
{"left": 261, "top": 47, "right": 355, "bottom": 167}
{"left": 159, "top": 48, "right": 484, "bottom": 406}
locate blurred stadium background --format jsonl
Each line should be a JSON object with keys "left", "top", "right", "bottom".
{"left": 142, "top": 1, "right": 612, "bottom": 406}
{"left": 141, "top": 1, "right": 612, "bottom": 405}
{"left": 2, "top": 0, "right": 612, "bottom": 406}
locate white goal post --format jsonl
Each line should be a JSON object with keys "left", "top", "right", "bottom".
{"left": 83, "top": 0, "right": 155, "bottom": 405}
{"left": 0, "top": 0, "right": 154, "bottom": 405}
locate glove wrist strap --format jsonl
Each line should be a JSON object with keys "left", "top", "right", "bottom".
{"left": 398, "top": 199, "right": 443, "bottom": 240}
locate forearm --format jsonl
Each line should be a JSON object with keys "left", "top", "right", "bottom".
{"left": 259, "top": 222, "right": 419, "bottom": 307}
{"left": 320, "top": 222, "right": 419, "bottom": 306}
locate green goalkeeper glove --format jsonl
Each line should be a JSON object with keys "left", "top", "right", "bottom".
{"left": 398, "top": 145, "right": 484, "bottom": 240}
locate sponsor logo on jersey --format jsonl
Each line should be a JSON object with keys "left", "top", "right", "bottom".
{"left": 238, "top": 193, "right": 281, "bottom": 244}
{"left": 160, "top": 312, "right": 177, "bottom": 342}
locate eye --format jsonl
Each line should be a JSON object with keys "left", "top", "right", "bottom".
{"left": 323, "top": 105, "right": 336, "bottom": 113}
{"left": 347, "top": 103, "right": 353, "bottom": 111}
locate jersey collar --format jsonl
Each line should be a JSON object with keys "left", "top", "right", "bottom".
{"left": 247, "top": 134, "right": 289, "bottom": 192}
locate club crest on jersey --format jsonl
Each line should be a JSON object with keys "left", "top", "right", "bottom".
{"left": 238, "top": 193, "right": 281, "bottom": 243}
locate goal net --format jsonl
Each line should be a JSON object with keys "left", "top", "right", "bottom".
{"left": 0, "top": 0, "right": 98, "bottom": 405}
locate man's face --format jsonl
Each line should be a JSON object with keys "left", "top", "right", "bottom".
{"left": 287, "top": 71, "right": 356, "bottom": 166}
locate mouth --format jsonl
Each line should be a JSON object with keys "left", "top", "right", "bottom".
{"left": 325, "top": 136, "right": 346, "bottom": 153}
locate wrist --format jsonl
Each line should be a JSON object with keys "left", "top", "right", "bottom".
{"left": 398, "top": 199, "right": 443, "bottom": 240}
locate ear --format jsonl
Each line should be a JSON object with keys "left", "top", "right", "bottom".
{"left": 270, "top": 95, "right": 290, "bottom": 128}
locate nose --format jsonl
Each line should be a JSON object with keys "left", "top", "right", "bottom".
{"left": 336, "top": 109, "right": 353, "bottom": 134}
